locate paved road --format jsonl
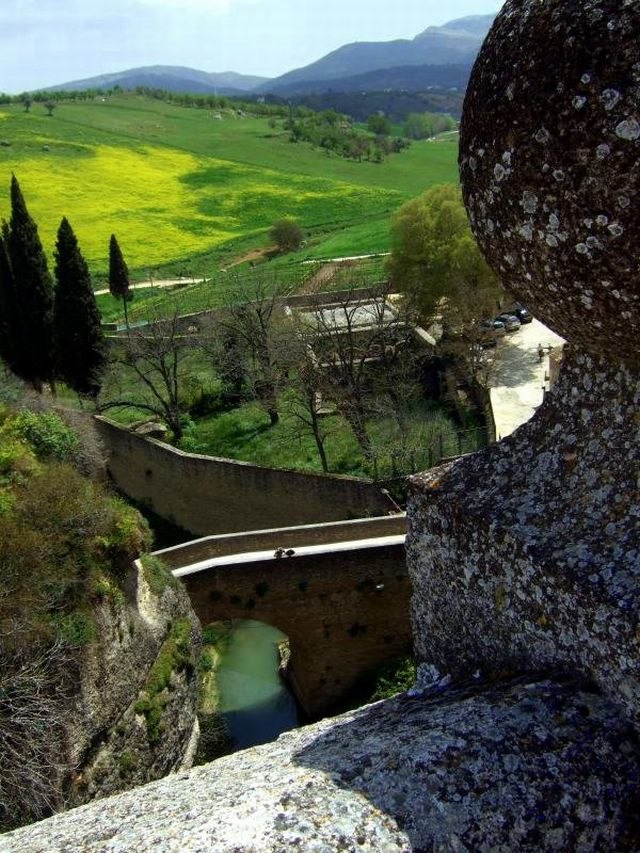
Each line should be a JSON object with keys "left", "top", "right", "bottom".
{"left": 490, "top": 318, "right": 565, "bottom": 439}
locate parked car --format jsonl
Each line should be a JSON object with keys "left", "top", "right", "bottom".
{"left": 479, "top": 318, "right": 506, "bottom": 346}
{"left": 511, "top": 304, "right": 533, "bottom": 324}
{"left": 496, "top": 313, "right": 522, "bottom": 332}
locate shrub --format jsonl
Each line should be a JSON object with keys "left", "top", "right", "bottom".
{"left": 53, "top": 610, "right": 94, "bottom": 648}
{"left": 102, "top": 496, "right": 152, "bottom": 564}
{"left": 140, "top": 554, "right": 179, "bottom": 596}
{"left": 135, "top": 618, "right": 195, "bottom": 743}
{"left": 0, "top": 643, "right": 72, "bottom": 832}
{"left": 188, "top": 389, "right": 223, "bottom": 418}
{"left": 0, "top": 408, "right": 152, "bottom": 830}
{"left": 12, "top": 410, "right": 78, "bottom": 461}
{"left": 199, "top": 650, "right": 214, "bottom": 672}
{"left": 370, "top": 656, "right": 417, "bottom": 701}
{"left": 118, "top": 751, "right": 137, "bottom": 776}
{"left": 270, "top": 218, "right": 304, "bottom": 253}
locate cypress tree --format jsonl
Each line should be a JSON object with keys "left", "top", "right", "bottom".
{"left": 108, "top": 234, "right": 132, "bottom": 328}
{"left": 0, "top": 224, "right": 22, "bottom": 373}
{"left": 53, "top": 217, "right": 106, "bottom": 398}
{"left": 6, "top": 175, "right": 55, "bottom": 391}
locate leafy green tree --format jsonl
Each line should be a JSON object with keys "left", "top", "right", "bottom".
{"left": 366, "top": 114, "right": 392, "bottom": 136}
{"left": 388, "top": 184, "right": 503, "bottom": 390}
{"left": 270, "top": 218, "right": 304, "bottom": 253}
{"left": 53, "top": 217, "right": 106, "bottom": 398}
{"left": 6, "top": 175, "right": 55, "bottom": 392}
{"left": 388, "top": 184, "right": 500, "bottom": 320}
{"left": 403, "top": 112, "right": 456, "bottom": 140}
{"left": 108, "top": 234, "right": 132, "bottom": 328}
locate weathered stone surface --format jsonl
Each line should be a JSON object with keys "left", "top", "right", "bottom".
{"left": 408, "top": 349, "right": 640, "bottom": 728}
{"left": 65, "top": 564, "right": 201, "bottom": 806}
{"left": 4, "top": 676, "right": 639, "bottom": 852}
{"left": 460, "top": 0, "right": 640, "bottom": 367}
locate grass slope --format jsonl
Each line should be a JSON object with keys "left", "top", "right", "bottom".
{"left": 0, "top": 95, "right": 458, "bottom": 280}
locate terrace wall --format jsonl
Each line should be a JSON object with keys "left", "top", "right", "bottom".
{"left": 95, "top": 417, "right": 394, "bottom": 536}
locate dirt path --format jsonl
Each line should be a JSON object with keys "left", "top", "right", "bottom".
{"left": 299, "top": 262, "right": 341, "bottom": 294}
{"left": 225, "top": 246, "right": 278, "bottom": 269}
{"left": 94, "top": 277, "right": 206, "bottom": 296}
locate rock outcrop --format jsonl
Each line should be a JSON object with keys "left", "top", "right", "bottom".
{"left": 408, "top": 0, "right": 640, "bottom": 730}
{"left": 4, "top": 675, "right": 639, "bottom": 852}
{"left": 66, "top": 560, "right": 201, "bottom": 804}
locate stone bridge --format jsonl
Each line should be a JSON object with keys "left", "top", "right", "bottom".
{"left": 152, "top": 515, "right": 410, "bottom": 716}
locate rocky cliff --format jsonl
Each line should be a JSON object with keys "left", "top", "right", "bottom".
{"left": 65, "top": 558, "right": 201, "bottom": 805}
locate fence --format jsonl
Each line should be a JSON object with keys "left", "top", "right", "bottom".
{"left": 374, "top": 424, "right": 490, "bottom": 505}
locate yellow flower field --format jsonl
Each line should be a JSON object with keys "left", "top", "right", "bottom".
{"left": 0, "top": 139, "right": 399, "bottom": 272}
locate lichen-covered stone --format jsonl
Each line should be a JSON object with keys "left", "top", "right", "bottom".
{"left": 3, "top": 676, "right": 639, "bottom": 852}
{"left": 460, "top": 0, "right": 640, "bottom": 367}
{"left": 408, "top": 349, "right": 640, "bottom": 728}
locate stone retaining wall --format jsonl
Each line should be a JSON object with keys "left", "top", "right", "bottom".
{"left": 95, "top": 417, "right": 394, "bottom": 536}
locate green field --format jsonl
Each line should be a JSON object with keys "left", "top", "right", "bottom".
{"left": 0, "top": 95, "right": 458, "bottom": 284}
{"left": 177, "top": 397, "right": 485, "bottom": 480}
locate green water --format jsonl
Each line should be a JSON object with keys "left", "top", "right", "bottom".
{"left": 212, "top": 619, "right": 299, "bottom": 749}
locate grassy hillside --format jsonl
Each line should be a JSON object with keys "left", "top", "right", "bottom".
{"left": 0, "top": 95, "right": 458, "bottom": 280}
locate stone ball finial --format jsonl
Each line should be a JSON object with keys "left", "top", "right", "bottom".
{"left": 460, "top": 0, "right": 640, "bottom": 366}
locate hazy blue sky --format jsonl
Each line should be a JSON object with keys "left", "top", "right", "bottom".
{"left": 2, "top": 0, "right": 504, "bottom": 93}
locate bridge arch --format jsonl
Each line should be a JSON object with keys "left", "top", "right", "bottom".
{"left": 154, "top": 516, "right": 410, "bottom": 716}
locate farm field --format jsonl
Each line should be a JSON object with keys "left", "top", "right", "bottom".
{"left": 0, "top": 95, "right": 458, "bottom": 287}
{"left": 96, "top": 256, "right": 389, "bottom": 325}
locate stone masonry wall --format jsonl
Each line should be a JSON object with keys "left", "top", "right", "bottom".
{"left": 95, "top": 417, "right": 394, "bottom": 536}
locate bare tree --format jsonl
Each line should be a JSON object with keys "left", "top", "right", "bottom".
{"left": 289, "top": 282, "right": 420, "bottom": 473}
{"left": 200, "top": 274, "right": 290, "bottom": 426}
{"left": 0, "top": 641, "right": 72, "bottom": 831}
{"left": 99, "top": 310, "right": 197, "bottom": 441}
{"left": 275, "top": 331, "right": 332, "bottom": 473}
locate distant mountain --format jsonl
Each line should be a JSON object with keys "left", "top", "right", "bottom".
{"left": 42, "top": 66, "right": 270, "bottom": 96}
{"left": 259, "top": 62, "right": 472, "bottom": 98}
{"left": 415, "top": 14, "right": 497, "bottom": 39}
{"left": 257, "top": 14, "right": 494, "bottom": 95}
{"left": 38, "top": 14, "right": 494, "bottom": 100}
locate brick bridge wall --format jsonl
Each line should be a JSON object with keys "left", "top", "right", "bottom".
{"left": 173, "top": 540, "right": 410, "bottom": 716}
{"left": 156, "top": 515, "right": 406, "bottom": 569}
{"left": 95, "top": 417, "right": 394, "bottom": 536}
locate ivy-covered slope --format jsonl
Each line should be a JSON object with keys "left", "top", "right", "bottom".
{"left": 0, "top": 408, "right": 201, "bottom": 832}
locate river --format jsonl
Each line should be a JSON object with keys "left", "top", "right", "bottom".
{"left": 209, "top": 619, "right": 299, "bottom": 750}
